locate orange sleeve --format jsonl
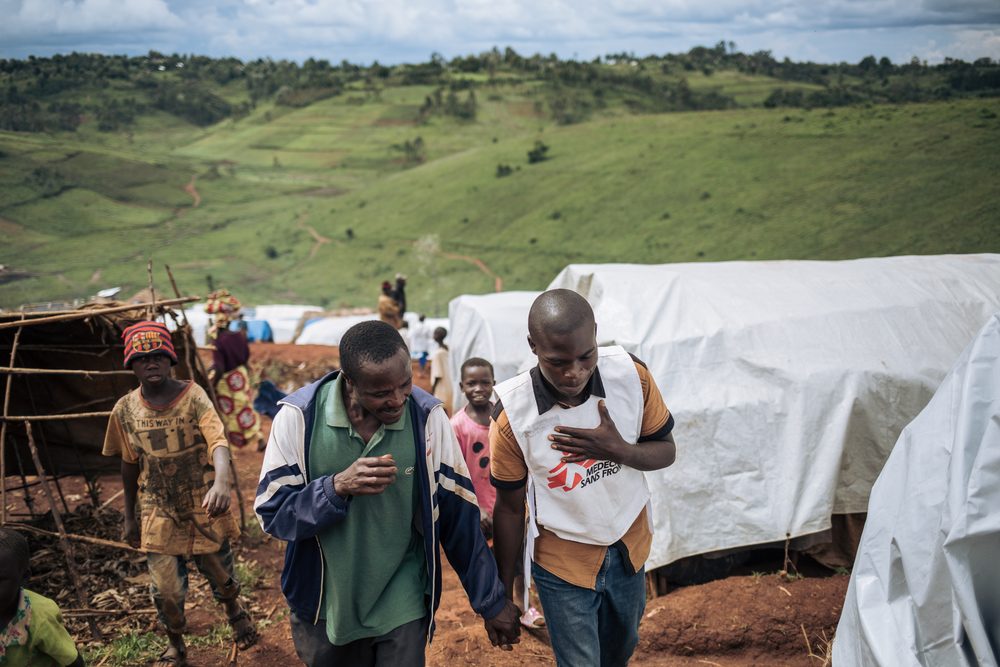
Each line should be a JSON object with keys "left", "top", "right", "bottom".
{"left": 488, "top": 407, "right": 528, "bottom": 485}
{"left": 102, "top": 411, "right": 139, "bottom": 464}
{"left": 635, "top": 362, "right": 671, "bottom": 438}
{"left": 199, "top": 410, "right": 230, "bottom": 460}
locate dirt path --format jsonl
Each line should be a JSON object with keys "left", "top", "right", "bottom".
{"left": 175, "top": 174, "right": 201, "bottom": 218}
{"left": 296, "top": 210, "right": 338, "bottom": 264}
{"left": 434, "top": 249, "right": 503, "bottom": 292}
{"left": 496, "top": 102, "right": 522, "bottom": 130}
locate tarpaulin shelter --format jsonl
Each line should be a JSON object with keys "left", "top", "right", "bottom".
{"left": 833, "top": 310, "right": 1000, "bottom": 666}
{"left": 253, "top": 304, "right": 321, "bottom": 344}
{"left": 240, "top": 319, "right": 274, "bottom": 343}
{"left": 548, "top": 255, "right": 1000, "bottom": 569}
{"left": 296, "top": 314, "right": 379, "bottom": 346}
{"left": 446, "top": 291, "right": 542, "bottom": 413}
{"left": 0, "top": 297, "right": 205, "bottom": 523}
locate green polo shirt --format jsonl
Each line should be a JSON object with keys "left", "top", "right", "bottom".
{"left": 309, "top": 375, "right": 428, "bottom": 645}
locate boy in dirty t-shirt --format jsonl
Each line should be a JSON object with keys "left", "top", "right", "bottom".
{"left": 103, "top": 322, "right": 256, "bottom": 667}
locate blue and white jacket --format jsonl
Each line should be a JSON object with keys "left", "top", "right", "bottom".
{"left": 253, "top": 371, "right": 506, "bottom": 640}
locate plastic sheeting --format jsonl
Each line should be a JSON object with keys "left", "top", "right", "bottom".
{"left": 294, "top": 313, "right": 449, "bottom": 347}
{"left": 833, "top": 311, "right": 1000, "bottom": 667}
{"left": 180, "top": 304, "right": 210, "bottom": 345}
{"left": 548, "top": 255, "right": 1000, "bottom": 568}
{"left": 296, "top": 314, "right": 379, "bottom": 346}
{"left": 253, "top": 304, "right": 322, "bottom": 344}
{"left": 447, "top": 291, "right": 542, "bottom": 413}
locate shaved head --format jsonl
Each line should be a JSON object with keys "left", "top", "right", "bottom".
{"left": 528, "top": 289, "right": 595, "bottom": 339}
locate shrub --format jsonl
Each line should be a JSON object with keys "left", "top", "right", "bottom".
{"left": 528, "top": 140, "right": 549, "bottom": 163}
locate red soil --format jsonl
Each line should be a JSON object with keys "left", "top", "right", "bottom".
{"left": 4, "top": 343, "right": 844, "bottom": 666}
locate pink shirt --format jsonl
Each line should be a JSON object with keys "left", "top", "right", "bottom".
{"left": 451, "top": 406, "right": 496, "bottom": 516}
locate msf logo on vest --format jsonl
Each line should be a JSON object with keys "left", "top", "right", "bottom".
{"left": 547, "top": 459, "right": 622, "bottom": 492}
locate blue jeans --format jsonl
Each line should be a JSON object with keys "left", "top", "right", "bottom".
{"left": 531, "top": 546, "right": 646, "bottom": 667}
{"left": 148, "top": 539, "right": 241, "bottom": 634}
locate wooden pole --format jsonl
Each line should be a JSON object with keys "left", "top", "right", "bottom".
{"left": 0, "top": 296, "right": 200, "bottom": 331}
{"left": 6, "top": 521, "right": 143, "bottom": 552}
{"left": 1, "top": 318, "right": 24, "bottom": 525}
{"left": 25, "top": 422, "right": 103, "bottom": 643}
{"left": 0, "top": 367, "right": 134, "bottom": 376}
{"left": 165, "top": 265, "right": 247, "bottom": 530}
{"left": 1, "top": 412, "right": 113, "bottom": 422}
{"left": 62, "top": 609, "right": 158, "bottom": 617}
{"left": 147, "top": 259, "right": 156, "bottom": 321}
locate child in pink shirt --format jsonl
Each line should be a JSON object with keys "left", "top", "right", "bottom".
{"left": 450, "top": 358, "right": 544, "bottom": 629}
{"left": 451, "top": 358, "right": 496, "bottom": 535}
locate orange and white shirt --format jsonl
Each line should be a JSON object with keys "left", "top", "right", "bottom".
{"left": 490, "top": 347, "right": 673, "bottom": 590}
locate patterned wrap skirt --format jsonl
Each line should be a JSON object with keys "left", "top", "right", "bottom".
{"left": 215, "top": 364, "right": 261, "bottom": 448}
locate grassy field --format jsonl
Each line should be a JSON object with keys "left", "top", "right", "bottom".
{"left": 2, "top": 79, "right": 999, "bottom": 314}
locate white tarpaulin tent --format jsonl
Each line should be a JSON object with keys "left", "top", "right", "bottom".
{"left": 180, "top": 304, "right": 210, "bottom": 345}
{"left": 296, "top": 314, "right": 379, "bottom": 346}
{"left": 253, "top": 305, "right": 321, "bottom": 344}
{"left": 833, "top": 311, "right": 1000, "bottom": 667}
{"left": 447, "top": 291, "right": 542, "bottom": 413}
{"left": 548, "top": 255, "right": 1000, "bottom": 569}
{"left": 295, "top": 312, "right": 449, "bottom": 347}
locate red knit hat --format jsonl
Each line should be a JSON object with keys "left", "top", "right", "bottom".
{"left": 122, "top": 322, "right": 178, "bottom": 369}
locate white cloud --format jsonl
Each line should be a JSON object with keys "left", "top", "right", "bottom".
{"left": 8, "top": 0, "right": 182, "bottom": 35}
{"left": 0, "top": 0, "right": 997, "bottom": 64}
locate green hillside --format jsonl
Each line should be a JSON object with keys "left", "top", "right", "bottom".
{"left": 2, "top": 49, "right": 999, "bottom": 313}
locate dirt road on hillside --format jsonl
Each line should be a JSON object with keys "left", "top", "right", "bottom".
{"left": 175, "top": 174, "right": 201, "bottom": 218}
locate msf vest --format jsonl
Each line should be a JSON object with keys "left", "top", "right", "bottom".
{"left": 496, "top": 346, "right": 650, "bottom": 547}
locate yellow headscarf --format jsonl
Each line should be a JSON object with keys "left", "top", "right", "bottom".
{"left": 205, "top": 289, "right": 242, "bottom": 339}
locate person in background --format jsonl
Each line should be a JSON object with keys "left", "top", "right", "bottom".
{"left": 451, "top": 358, "right": 544, "bottom": 629}
{"left": 0, "top": 528, "right": 85, "bottom": 667}
{"left": 429, "top": 327, "right": 452, "bottom": 416}
{"left": 377, "top": 275, "right": 407, "bottom": 330}
{"left": 103, "top": 322, "right": 255, "bottom": 667}
{"left": 410, "top": 315, "right": 431, "bottom": 379}
{"left": 399, "top": 321, "right": 412, "bottom": 353}
{"left": 206, "top": 289, "right": 263, "bottom": 451}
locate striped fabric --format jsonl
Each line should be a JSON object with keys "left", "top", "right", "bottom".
{"left": 122, "top": 321, "right": 178, "bottom": 368}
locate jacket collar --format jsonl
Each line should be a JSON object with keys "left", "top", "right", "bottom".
{"left": 325, "top": 374, "right": 405, "bottom": 431}
{"left": 529, "top": 364, "right": 606, "bottom": 415}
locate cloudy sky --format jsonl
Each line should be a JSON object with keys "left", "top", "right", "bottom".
{"left": 1, "top": 0, "right": 998, "bottom": 66}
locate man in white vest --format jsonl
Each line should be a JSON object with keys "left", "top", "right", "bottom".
{"left": 490, "top": 289, "right": 676, "bottom": 667}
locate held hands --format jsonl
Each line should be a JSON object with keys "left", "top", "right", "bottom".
{"left": 483, "top": 599, "right": 522, "bottom": 651}
{"left": 333, "top": 454, "right": 397, "bottom": 499}
{"left": 549, "top": 399, "right": 628, "bottom": 464}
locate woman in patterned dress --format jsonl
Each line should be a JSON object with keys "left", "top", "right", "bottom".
{"left": 206, "top": 290, "right": 264, "bottom": 450}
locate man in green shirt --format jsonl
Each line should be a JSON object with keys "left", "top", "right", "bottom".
{"left": 255, "top": 320, "right": 521, "bottom": 666}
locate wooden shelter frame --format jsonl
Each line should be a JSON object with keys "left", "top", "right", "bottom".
{"left": 1, "top": 279, "right": 249, "bottom": 594}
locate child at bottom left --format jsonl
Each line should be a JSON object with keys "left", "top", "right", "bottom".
{"left": 0, "top": 528, "right": 85, "bottom": 667}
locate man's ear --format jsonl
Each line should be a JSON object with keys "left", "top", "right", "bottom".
{"left": 22, "top": 567, "right": 31, "bottom": 588}
{"left": 527, "top": 335, "right": 537, "bottom": 355}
